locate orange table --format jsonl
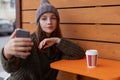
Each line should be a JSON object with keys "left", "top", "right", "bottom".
{"left": 50, "top": 58, "right": 120, "bottom": 80}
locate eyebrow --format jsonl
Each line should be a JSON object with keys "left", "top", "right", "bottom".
{"left": 42, "top": 14, "right": 56, "bottom": 17}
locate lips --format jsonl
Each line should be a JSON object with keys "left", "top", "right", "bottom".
{"left": 46, "top": 26, "right": 53, "bottom": 29}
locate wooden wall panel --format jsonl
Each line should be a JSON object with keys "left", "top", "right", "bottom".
{"left": 22, "top": 11, "right": 35, "bottom": 23}
{"left": 71, "top": 40, "right": 120, "bottom": 60}
{"left": 22, "top": 7, "right": 120, "bottom": 23}
{"left": 60, "top": 24, "right": 120, "bottom": 43}
{"left": 59, "top": 7, "right": 120, "bottom": 23}
{"left": 22, "top": 24, "right": 36, "bottom": 33}
{"left": 21, "top": 0, "right": 120, "bottom": 60}
{"left": 23, "top": 24, "right": 120, "bottom": 43}
{"left": 22, "top": 0, "right": 120, "bottom": 10}
{"left": 22, "top": 23, "right": 120, "bottom": 60}
{"left": 22, "top": 0, "right": 39, "bottom": 10}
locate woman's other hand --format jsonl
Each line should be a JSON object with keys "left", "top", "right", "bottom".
{"left": 38, "top": 38, "right": 61, "bottom": 49}
{"left": 3, "top": 29, "right": 33, "bottom": 59}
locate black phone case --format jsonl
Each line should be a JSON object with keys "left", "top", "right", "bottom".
{"left": 16, "top": 29, "right": 30, "bottom": 38}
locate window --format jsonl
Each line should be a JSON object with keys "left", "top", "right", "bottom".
{"left": 10, "top": 0, "right": 15, "bottom": 9}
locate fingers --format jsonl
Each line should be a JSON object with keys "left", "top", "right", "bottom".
{"left": 4, "top": 37, "right": 33, "bottom": 59}
{"left": 12, "top": 38, "right": 33, "bottom": 57}
{"left": 4, "top": 46, "right": 31, "bottom": 59}
{"left": 42, "top": 44, "right": 51, "bottom": 49}
{"left": 38, "top": 38, "right": 56, "bottom": 49}
{"left": 38, "top": 41, "right": 45, "bottom": 49}
{"left": 10, "top": 29, "right": 17, "bottom": 39}
{"left": 14, "top": 37, "right": 32, "bottom": 42}
{"left": 38, "top": 39, "right": 47, "bottom": 49}
{"left": 10, "top": 46, "right": 31, "bottom": 59}
{"left": 13, "top": 38, "right": 33, "bottom": 47}
{"left": 13, "top": 46, "right": 32, "bottom": 52}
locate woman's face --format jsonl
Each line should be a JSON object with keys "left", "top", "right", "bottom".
{"left": 39, "top": 12, "right": 57, "bottom": 36}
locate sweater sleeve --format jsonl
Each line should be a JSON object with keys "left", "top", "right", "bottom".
{"left": 56, "top": 38, "right": 85, "bottom": 60}
{"left": 0, "top": 48, "right": 23, "bottom": 73}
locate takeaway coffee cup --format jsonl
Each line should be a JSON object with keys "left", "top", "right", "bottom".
{"left": 85, "top": 49, "right": 98, "bottom": 68}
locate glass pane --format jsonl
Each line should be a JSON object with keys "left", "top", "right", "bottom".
{"left": 0, "top": 0, "right": 16, "bottom": 36}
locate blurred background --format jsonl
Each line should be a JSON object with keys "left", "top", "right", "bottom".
{"left": 0, "top": 0, "right": 16, "bottom": 36}
{"left": 0, "top": 0, "right": 16, "bottom": 79}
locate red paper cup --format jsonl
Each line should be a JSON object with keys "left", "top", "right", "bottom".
{"left": 85, "top": 50, "right": 98, "bottom": 68}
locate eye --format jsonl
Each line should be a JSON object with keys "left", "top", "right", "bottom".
{"left": 51, "top": 16, "right": 57, "bottom": 20}
{"left": 41, "top": 17, "right": 47, "bottom": 21}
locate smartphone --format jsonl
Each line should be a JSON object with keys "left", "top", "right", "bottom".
{"left": 15, "top": 29, "right": 30, "bottom": 59}
{"left": 16, "top": 29, "right": 30, "bottom": 38}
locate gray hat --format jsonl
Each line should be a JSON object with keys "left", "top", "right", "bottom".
{"left": 35, "top": 0, "right": 60, "bottom": 25}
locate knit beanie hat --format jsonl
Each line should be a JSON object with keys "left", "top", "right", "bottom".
{"left": 36, "top": 0, "right": 60, "bottom": 25}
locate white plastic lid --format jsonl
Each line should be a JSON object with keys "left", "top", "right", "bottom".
{"left": 85, "top": 49, "right": 98, "bottom": 55}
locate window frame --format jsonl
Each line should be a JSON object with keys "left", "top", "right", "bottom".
{"left": 16, "top": 0, "right": 22, "bottom": 28}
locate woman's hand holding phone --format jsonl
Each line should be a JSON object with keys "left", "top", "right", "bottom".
{"left": 3, "top": 29, "right": 33, "bottom": 59}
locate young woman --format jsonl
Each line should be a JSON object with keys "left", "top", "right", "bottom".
{"left": 0, "top": 0, "right": 84, "bottom": 80}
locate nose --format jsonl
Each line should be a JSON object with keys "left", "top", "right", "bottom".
{"left": 47, "top": 18, "right": 52, "bottom": 25}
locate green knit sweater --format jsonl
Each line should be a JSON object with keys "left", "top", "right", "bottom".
{"left": 0, "top": 33, "right": 84, "bottom": 80}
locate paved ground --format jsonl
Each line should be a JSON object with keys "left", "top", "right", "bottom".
{"left": 0, "top": 35, "right": 9, "bottom": 72}
{"left": 0, "top": 36, "right": 10, "bottom": 80}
